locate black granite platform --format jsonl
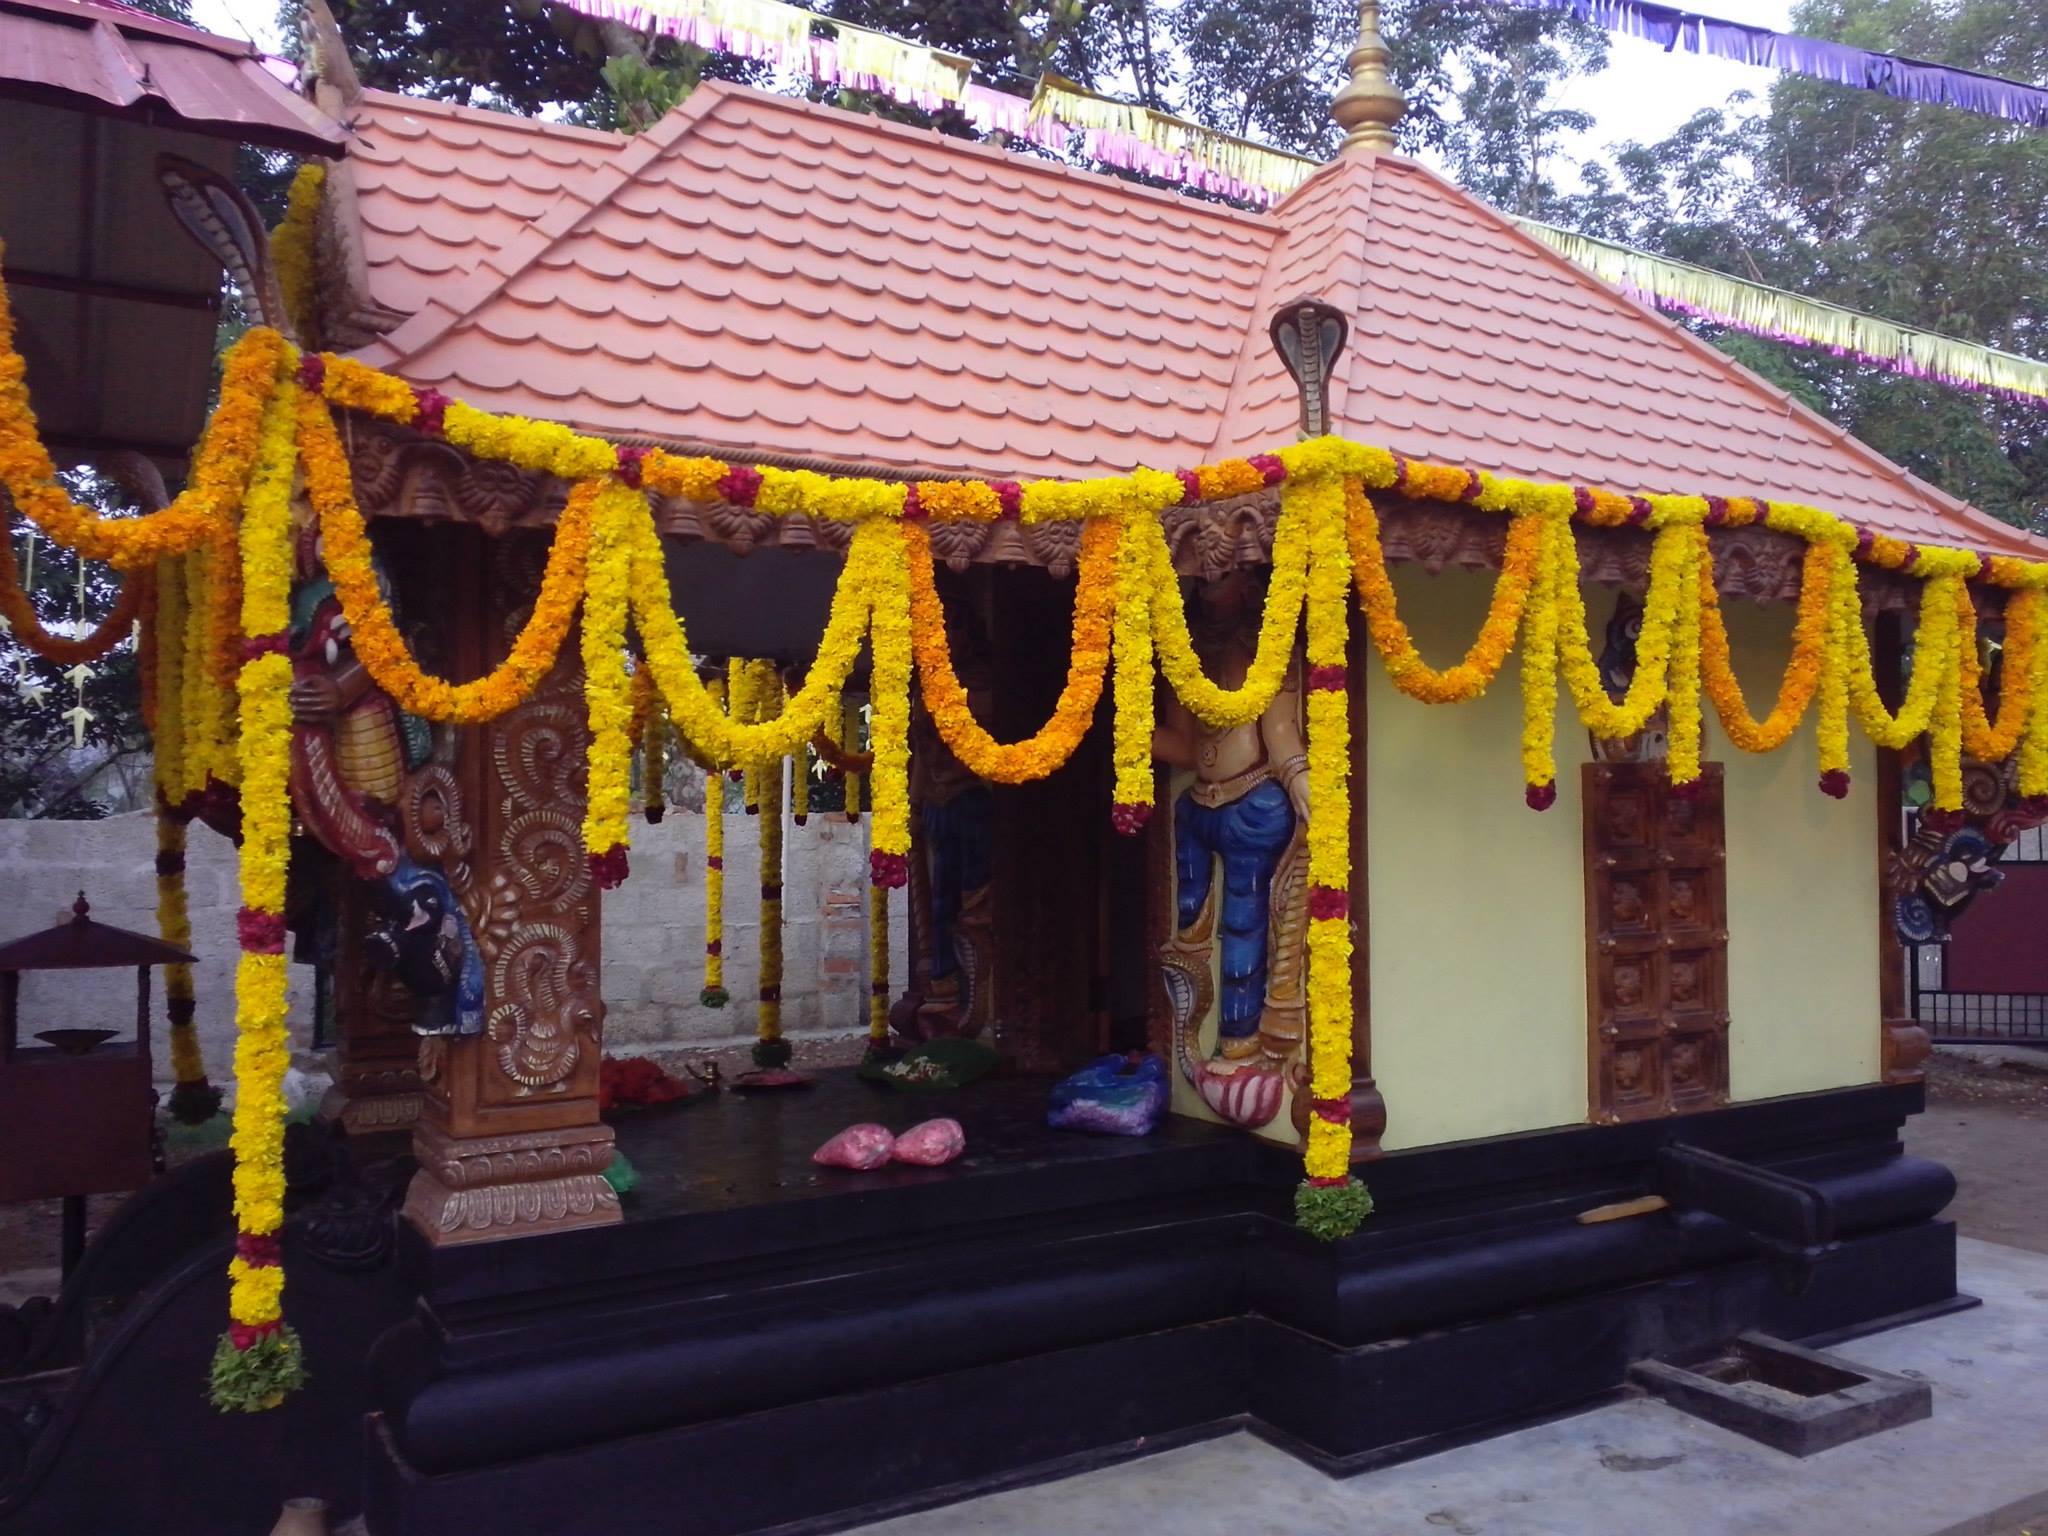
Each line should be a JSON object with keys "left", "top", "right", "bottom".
{"left": 362, "top": 1075, "right": 1964, "bottom": 1536}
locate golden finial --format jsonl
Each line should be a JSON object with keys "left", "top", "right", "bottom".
{"left": 1330, "top": 0, "right": 1405, "bottom": 155}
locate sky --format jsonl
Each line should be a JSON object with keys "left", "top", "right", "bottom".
{"left": 189, "top": 0, "right": 1799, "bottom": 164}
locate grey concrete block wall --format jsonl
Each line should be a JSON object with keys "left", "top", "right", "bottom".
{"left": 0, "top": 810, "right": 908, "bottom": 1096}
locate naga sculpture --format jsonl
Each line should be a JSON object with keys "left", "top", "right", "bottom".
{"left": 1155, "top": 571, "right": 1310, "bottom": 1131}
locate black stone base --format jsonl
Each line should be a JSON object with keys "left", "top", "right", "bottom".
{"left": 362, "top": 1075, "right": 1957, "bottom": 1536}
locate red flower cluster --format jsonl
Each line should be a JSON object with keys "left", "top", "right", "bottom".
{"left": 598, "top": 1055, "right": 697, "bottom": 1113}
{"left": 1110, "top": 802, "right": 1152, "bottom": 837}
{"left": 588, "top": 845, "right": 630, "bottom": 889}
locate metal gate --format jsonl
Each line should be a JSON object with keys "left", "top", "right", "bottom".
{"left": 1909, "top": 818, "right": 2048, "bottom": 1043}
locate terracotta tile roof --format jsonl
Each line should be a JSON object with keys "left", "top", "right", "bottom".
{"left": 0, "top": 0, "right": 344, "bottom": 156}
{"left": 340, "top": 81, "right": 2044, "bottom": 557}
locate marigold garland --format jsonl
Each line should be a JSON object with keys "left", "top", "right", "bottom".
{"left": 867, "top": 880, "right": 890, "bottom": 1044}
{"left": 1294, "top": 472, "right": 1368, "bottom": 1232}
{"left": 12, "top": 294, "right": 2048, "bottom": 1268}
{"left": 907, "top": 517, "right": 1117, "bottom": 781}
{"left": 1147, "top": 499, "right": 1307, "bottom": 728}
{"left": 1109, "top": 512, "right": 1158, "bottom": 828}
{"left": 865, "top": 521, "right": 914, "bottom": 884}
{"left": 753, "top": 674, "right": 790, "bottom": 1070}
{"left": 702, "top": 676, "right": 730, "bottom": 1008}
{"left": 272, "top": 164, "right": 326, "bottom": 347}
{"left": 0, "top": 529, "right": 144, "bottom": 664}
{"left": 298, "top": 392, "right": 594, "bottom": 725}
{"left": 212, "top": 376, "right": 305, "bottom": 1413}
{"left": 1700, "top": 537, "right": 1833, "bottom": 752}
{"left": 1347, "top": 481, "right": 1538, "bottom": 704}
{"left": 581, "top": 482, "right": 640, "bottom": 884}
{"left": 1960, "top": 587, "right": 2040, "bottom": 762}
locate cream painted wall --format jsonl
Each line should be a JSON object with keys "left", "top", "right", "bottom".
{"left": 1719, "top": 598, "right": 1882, "bottom": 1100}
{"left": 1363, "top": 566, "right": 1881, "bottom": 1154}
{"left": 1366, "top": 565, "right": 1589, "bottom": 1151}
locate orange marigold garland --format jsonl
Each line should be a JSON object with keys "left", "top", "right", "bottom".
{"left": 1347, "top": 479, "right": 1538, "bottom": 704}
{"left": 906, "top": 516, "right": 1116, "bottom": 782}
{"left": 297, "top": 388, "right": 594, "bottom": 725}
{"left": 0, "top": 258, "right": 282, "bottom": 566}
{"left": 1700, "top": 537, "right": 1833, "bottom": 754}
{"left": 210, "top": 373, "right": 305, "bottom": 1413}
{"left": 1959, "top": 586, "right": 2040, "bottom": 763}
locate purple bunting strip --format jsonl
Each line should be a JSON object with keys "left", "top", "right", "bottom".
{"left": 1507, "top": 0, "right": 2048, "bottom": 128}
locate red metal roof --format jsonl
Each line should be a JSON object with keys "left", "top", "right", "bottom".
{"left": 340, "top": 80, "right": 2043, "bottom": 558}
{"left": 0, "top": 0, "right": 344, "bottom": 157}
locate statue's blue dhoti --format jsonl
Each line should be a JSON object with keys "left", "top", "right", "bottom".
{"left": 1173, "top": 778, "right": 1295, "bottom": 1041}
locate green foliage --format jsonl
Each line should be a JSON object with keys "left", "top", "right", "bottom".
{"left": 1562, "top": 0, "right": 2046, "bottom": 531}
{"left": 208, "top": 1326, "right": 309, "bottom": 1413}
{"left": 1294, "top": 1176, "right": 1373, "bottom": 1239}
{"left": 1, "top": 471, "right": 150, "bottom": 820}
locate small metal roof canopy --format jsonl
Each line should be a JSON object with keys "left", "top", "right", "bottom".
{"left": 0, "top": 891, "right": 194, "bottom": 971}
{"left": 0, "top": 0, "right": 344, "bottom": 471}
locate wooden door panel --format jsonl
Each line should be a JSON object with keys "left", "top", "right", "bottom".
{"left": 1585, "top": 763, "right": 1728, "bottom": 1123}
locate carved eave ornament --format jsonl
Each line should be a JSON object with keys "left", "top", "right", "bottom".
{"left": 337, "top": 411, "right": 1928, "bottom": 612}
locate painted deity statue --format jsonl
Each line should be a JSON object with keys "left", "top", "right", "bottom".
{"left": 1155, "top": 571, "right": 1310, "bottom": 1130}
{"left": 287, "top": 528, "right": 483, "bottom": 1036}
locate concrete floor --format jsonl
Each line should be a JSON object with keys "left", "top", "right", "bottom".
{"left": 854, "top": 1238, "right": 2048, "bottom": 1536}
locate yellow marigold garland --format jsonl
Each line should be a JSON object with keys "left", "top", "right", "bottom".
{"left": 580, "top": 482, "right": 639, "bottom": 886}
{"left": 754, "top": 705, "right": 789, "bottom": 1070}
{"left": 906, "top": 516, "right": 1116, "bottom": 782}
{"left": 211, "top": 375, "right": 306, "bottom": 1413}
{"left": 1109, "top": 512, "right": 1157, "bottom": 831}
{"left": 1293, "top": 471, "right": 1373, "bottom": 1240}
{"left": 272, "top": 164, "right": 326, "bottom": 347}
{"left": 1147, "top": 500, "right": 1307, "bottom": 728}
{"left": 1666, "top": 528, "right": 1705, "bottom": 788}
{"left": 865, "top": 521, "right": 914, "bottom": 886}
{"left": 839, "top": 695, "right": 866, "bottom": 820}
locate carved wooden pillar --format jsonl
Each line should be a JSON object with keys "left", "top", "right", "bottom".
{"left": 401, "top": 529, "right": 619, "bottom": 1244}
{"left": 319, "top": 878, "right": 425, "bottom": 1133}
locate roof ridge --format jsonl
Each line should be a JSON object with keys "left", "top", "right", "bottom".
{"left": 693, "top": 82, "right": 1278, "bottom": 230}
{"left": 352, "top": 85, "right": 628, "bottom": 145}
{"left": 355, "top": 88, "right": 727, "bottom": 374}
{"left": 1379, "top": 156, "right": 2039, "bottom": 551}
{"left": 1209, "top": 156, "right": 1378, "bottom": 453}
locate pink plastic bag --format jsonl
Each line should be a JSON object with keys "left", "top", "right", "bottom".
{"left": 812, "top": 1123, "right": 895, "bottom": 1170}
{"left": 892, "top": 1118, "right": 965, "bottom": 1167}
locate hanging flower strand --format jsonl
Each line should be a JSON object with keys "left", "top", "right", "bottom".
{"left": 209, "top": 371, "right": 305, "bottom": 1414}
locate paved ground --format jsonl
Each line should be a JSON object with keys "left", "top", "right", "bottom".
{"left": 855, "top": 1237, "right": 2048, "bottom": 1536}
{"left": 1907, "top": 1050, "right": 2048, "bottom": 1256}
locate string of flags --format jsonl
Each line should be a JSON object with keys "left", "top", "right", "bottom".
{"left": 1503, "top": 0, "right": 2048, "bottom": 129}
{"left": 1511, "top": 219, "right": 2048, "bottom": 406}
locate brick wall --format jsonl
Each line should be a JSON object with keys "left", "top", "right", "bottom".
{"left": 0, "top": 811, "right": 907, "bottom": 1094}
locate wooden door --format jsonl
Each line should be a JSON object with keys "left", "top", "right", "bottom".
{"left": 1583, "top": 762, "right": 1729, "bottom": 1123}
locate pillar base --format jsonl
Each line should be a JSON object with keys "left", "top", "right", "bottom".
{"left": 402, "top": 1121, "right": 621, "bottom": 1245}
{"left": 319, "top": 1066, "right": 424, "bottom": 1136}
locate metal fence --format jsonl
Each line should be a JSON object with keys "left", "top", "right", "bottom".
{"left": 1911, "top": 819, "right": 2048, "bottom": 1043}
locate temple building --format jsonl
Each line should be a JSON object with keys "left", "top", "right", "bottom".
{"left": 0, "top": 0, "right": 2042, "bottom": 1531}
